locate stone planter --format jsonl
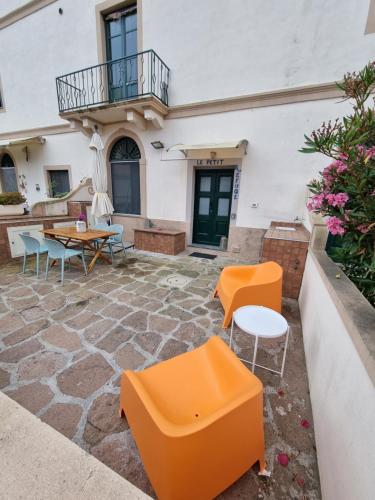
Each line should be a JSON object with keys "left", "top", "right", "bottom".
{"left": 0, "top": 204, "right": 24, "bottom": 216}
{"left": 134, "top": 228, "right": 186, "bottom": 255}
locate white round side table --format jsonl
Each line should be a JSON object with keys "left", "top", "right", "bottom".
{"left": 230, "top": 305, "right": 290, "bottom": 378}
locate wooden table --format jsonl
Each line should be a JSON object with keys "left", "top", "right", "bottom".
{"left": 42, "top": 226, "right": 118, "bottom": 274}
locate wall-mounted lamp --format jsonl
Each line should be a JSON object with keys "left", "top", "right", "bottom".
{"left": 151, "top": 141, "right": 164, "bottom": 150}
{"left": 58, "top": 7, "right": 63, "bottom": 15}
{"left": 35, "top": 184, "right": 40, "bottom": 191}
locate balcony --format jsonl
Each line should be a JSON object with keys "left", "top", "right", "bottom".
{"left": 56, "top": 50, "right": 170, "bottom": 129}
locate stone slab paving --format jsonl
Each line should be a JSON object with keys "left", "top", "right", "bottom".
{"left": 0, "top": 251, "right": 321, "bottom": 499}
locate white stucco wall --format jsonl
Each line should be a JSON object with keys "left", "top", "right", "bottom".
{"left": 299, "top": 253, "right": 375, "bottom": 500}
{"left": 0, "top": 0, "right": 372, "bottom": 230}
{"left": 102, "top": 95, "right": 348, "bottom": 227}
{"left": 0, "top": 0, "right": 98, "bottom": 130}
{"left": 6, "top": 92, "right": 353, "bottom": 227}
{"left": 142, "top": 0, "right": 375, "bottom": 104}
{"left": 0, "top": 0, "right": 374, "bottom": 132}
{"left": 10, "top": 131, "right": 91, "bottom": 205}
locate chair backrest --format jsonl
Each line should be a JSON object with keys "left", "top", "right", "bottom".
{"left": 42, "top": 238, "right": 66, "bottom": 259}
{"left": 108, "top": 224, "right": 124, "bottom": 242}
{"left": 93, "top": 223, "right": 108, "bottom": 231}
{"left": 252, "top": 261, "right": 283, "bottom": 284}
{"left": 19, "top": 233, "right": 41, "bottom": 253}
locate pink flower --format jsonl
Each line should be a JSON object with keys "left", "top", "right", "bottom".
{"left": 307, "top": 193, "right": 325, "bottom": 211}
{"left": 322, "top": 165, "right": 334, "bottom": 182}
{"left": 356, "top": 144, "right": 367, "bottom": 156}
{"left": 301, "top": 419, "right": 310, "bottom": 429}
{"left": 335, "top": 160, "right": 347, "bottom": 173}
{"left": 326, "top": 192, "right": 349, "bottom": 208}
{"left": 365, "top": 146, "right": 375, "bottom": 161}
{"left": 277, "top": 453, "right": 289, "bottom": 467}
{"left": 326, "top": 216, "right": 346, "bottom": 235}
{"left": 296, "top": 475, "right": 305, "bottom": 488}
{"left": 357, "top": 223, "right": 370, "bottom": 234}
{"left": 324, "top": 160, "right": 347, "bottom": 177}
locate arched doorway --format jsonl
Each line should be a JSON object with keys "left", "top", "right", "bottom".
{"left": 0, "top": 153, "right": 18, "bottom": 192}
{"left": 109, "top": 137, "right": 141, "bottom": 214}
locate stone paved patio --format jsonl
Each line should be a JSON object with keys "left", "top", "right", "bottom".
{"left": 0, "top": 250, "right": 320, "bottom": 499}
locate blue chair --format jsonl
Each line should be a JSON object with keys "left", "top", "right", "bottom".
{"left": 102, "top": 224, "right": 128, "bottom": 264}
{"left": 92, "top": 221, "right": 110, "bottom": 251}
{"left": 43, "top": 238, "right": 87, "bottom": 285}
{"left": 92, "top": 222, "right": 109, "bottom": 232}
{"left": 19, "top": 234, "right": 48, "bottom": 278}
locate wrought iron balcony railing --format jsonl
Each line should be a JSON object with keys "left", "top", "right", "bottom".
{"left": 56, "top": 49, "right": 170, "bottom": 113}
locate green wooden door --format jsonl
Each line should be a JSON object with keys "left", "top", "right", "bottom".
{"left": 193, "top": 169, "right": 233, "bottom": 246}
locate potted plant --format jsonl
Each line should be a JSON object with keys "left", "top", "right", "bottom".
{"left": 0, "top": 192, "right": 26, "bottom": 216}
{"left": 76, "top": 212, "right": 87, "bottom": 232}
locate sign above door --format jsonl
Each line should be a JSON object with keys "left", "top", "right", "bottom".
{"left": 167, "top": 140, "right": 248, "bottom": 159}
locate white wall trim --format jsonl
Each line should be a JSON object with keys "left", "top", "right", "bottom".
{"left": 0, "top": 124, "right": 76, "bottom": 141}
{"left": 167, "top": 82, "right": 343, "bottom": 119}
{"left": 0, "top": 0, "right": 58, "bottom": 30}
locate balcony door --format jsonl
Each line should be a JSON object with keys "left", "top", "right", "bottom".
{"left": 105, "top": 6, "right": 137, "bottom": 101}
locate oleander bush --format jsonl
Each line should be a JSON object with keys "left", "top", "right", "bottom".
{"left": 301, "top": 62, "right": 375, "bottom": 306}
{"left": 0, "top": 192, "right": 26, "bottom": 205}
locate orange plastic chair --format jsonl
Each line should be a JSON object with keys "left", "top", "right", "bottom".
{"left": 214, "top": 261, "right": 283, "bottom": 328}
{"left": 120, "top": 336, "right": 265, "bottom": 500}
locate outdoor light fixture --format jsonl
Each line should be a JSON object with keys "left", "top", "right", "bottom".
{"left": 151, "top": 141, "right": 164, "bottom": 150}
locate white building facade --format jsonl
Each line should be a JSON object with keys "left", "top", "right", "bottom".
{"left": 1, "top": 0, "right": 374, "bottom": 257}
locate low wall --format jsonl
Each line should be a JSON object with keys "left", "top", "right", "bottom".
{"left": 0, "top": 392, "right": 150, "bottom": 499}
{"left": 32, "top": 178, "right": 93, "bottom": 217}
{"left": 299, "top": 250, "right": 375, "bottom": 500}
{"left": 0, "top": 215, "right": 77, "bottom": 265}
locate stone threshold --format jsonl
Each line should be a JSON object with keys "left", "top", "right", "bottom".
{"left": 0, "top": 391, "right": 150, "bottom": 500}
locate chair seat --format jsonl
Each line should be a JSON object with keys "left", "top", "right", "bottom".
{"left": 39, "top": 244, "right": 49, "bottom": 253}
{"left": 120, "top": 336, "right": 265, "bottom": 499}
{"left": 65, "top": 248, "right": 83, "bottom": 258}
{"left": 26, "top": 246, "right": 48, "bottom": 255}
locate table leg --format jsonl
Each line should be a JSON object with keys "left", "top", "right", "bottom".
{"left": 280, "top": 326, "right": 290, "bottom": 378}
{"left": 87, "top": 238, "right": 111, "bottom": 273}
{"left": 229, "top": 317, "right": 234, "bottom": 349}
{"left": 252, "top": 336, "right": 258, "bottom": 373}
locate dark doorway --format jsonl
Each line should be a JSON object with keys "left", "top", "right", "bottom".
{"left": 110, "top": 137, "right": 141, "bottom": 215}
{"left": 193, "top": 169, "right": 233, "bottom": 246}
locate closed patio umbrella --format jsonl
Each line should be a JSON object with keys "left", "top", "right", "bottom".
{"left": 89, "top": 132, "right": 114, "bottom": 220}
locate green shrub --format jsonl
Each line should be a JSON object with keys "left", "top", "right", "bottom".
{"left": 0, "top": 192, "right": 26, "bottom": 205}
{"left": 300, "top": 62, "right": 375, "bottom": 306}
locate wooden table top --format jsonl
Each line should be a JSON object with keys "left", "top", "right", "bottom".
{"left": 42, "top": 226, "right": 118, "bottom": 242}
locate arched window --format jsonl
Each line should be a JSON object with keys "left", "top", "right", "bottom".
{"left": 110, "top": 137, "right": 141, "bottom": 214}
{"left": 0, "top": 153, "right": 18, "bottom": 192}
